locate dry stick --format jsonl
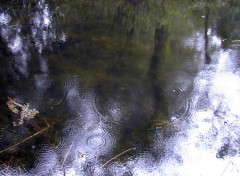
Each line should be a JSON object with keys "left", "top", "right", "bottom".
{"left": 61, "top": 142, "right": 73, "bottom": 167}
{"left": 8, "top": 97, "right": 24, "bottom": 108}
{"left": 153, "top": 120, "right": 170, "bottom": 126}
{"left": 232, "top": 40, "right": 240, "bottom": 43}
{"left": 220, "top": 161, "right": 233, "bottom": 176}
{"left": 54, "top": 92, "right": 67, "bottom": 105}
{"left": 0, "top": 124, "right": 50, "bottom": 154}
{"left": 147, "top": 121, "right": 175, "bottom": 131}
{"left": 103, "top": 148, "right": 136, "bottom": 167}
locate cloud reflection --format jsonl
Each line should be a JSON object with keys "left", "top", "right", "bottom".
{"left": 42, "top": 76, "right": 117, "bottom": 175}
{"left": 0, "top": 13, "right": 11, "bottom": 25}
{"left": 100, "top": 32, "right": 240, "bottom": 176}
{"left": 154, "top": 34, "right": 240, "bottom": 176}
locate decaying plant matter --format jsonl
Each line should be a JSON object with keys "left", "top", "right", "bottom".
{"left": 6, "top": 97, "right": 39, "bottom": 126}
{"left": 0, "top": 97, "right": 51, "bottom": 155}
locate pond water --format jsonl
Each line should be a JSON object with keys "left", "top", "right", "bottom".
{"left": 0, "top": 0, "right": 240, "bottom": 175}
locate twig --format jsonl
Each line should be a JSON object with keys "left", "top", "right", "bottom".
{"left": 220, "top": 161, "right": 233, "bottom": 176}
{"left": 54, "top": 92, "right": 67, "bottom": 105}
{"left": 232, "top": 40, "right": 240, "bottom": 43}
{"left": 147, "top": 120, "right": 176, "bottom": 131}
{"left": 152, "top": 120, "right": 171, "bottom": 126}
{"left": 61, "top": 142, "right": 73, "bottom": 167}
{"left": 0, "top": 123, "right": 50, "bottom": 154}
{"left": 8, "top": 97, "right": 23, "bottom": 108}
{"left": 103, "top": 148, "right": 136, "bottom": 167}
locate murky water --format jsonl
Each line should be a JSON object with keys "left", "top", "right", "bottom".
{"left": 0, "top": 0, "right": 240, "bottom": 175}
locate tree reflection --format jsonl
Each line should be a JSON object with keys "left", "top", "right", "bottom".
{"left": 216, "top": 3, "right": 240, "bottom": 48}
{"left": 204, "top": 6, "right": 211, "bottom": 64}
{"left": 147, "top": 26, "right": 169, "bottom": 119}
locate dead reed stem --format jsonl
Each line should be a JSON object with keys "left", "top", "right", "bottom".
{"left": 220, "top": 161, "right": 233, "bottom": 176}
{"left": 61, "top": 142, "right": 73, "bottom": 167}
{"left": 0, "top": 123, "right": 50, "bottom": 154}
{"left": 103, "top": 148, "right": 135, "bottom": 167}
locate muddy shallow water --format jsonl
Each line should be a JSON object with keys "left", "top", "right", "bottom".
{"left": 0, "top": 0, "right": 240, "bottom": 175}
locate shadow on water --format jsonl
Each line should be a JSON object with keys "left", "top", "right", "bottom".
{"left": 204, "top": 5, "right": 211, "bottom": 64}
{"left": 0, "top": 0, "right": 240, "bottom": 175}
{"left": 147, "top": 26, "right": 169, "bottom": 120}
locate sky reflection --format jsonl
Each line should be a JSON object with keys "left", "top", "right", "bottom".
{"left": 99, "top": 31, "right": 240, "bottom": 176}
{"left": 151, "top": 33, "right": 240, "bottom": 176}
{"left": 1, "top": 1, "right": 240, "bottom": 176}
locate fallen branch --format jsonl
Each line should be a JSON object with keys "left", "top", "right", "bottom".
{"left": 220, "top": 160, "right": 233, "bottom": 176}
{"left": 147, "top": 120, "right": 176, "bottom": 131}
{"left": 152, "top": 120, "right": 170, "bottom": 126}
{"left": 61, "top": 142, "right": 73, "bottom": 167}
{"left": 103, "top": 148, "right": 136, "bottom": 167}
{"left": 0, "top": 123, "right": 50, "bottom": 154}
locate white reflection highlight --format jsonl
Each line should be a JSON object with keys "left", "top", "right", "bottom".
{"left": 15, "top": 52, "right": 29, "bottom": 77}
{"left": 213, "top": 75, "right": 240, "bottom": 116}
{"left": 45, "top": 77, "right": 116, "bottom": 175}
{"left": 183, "top": 31, "right": 203, "bottom": 51}
{"left": 106, "top": 34, "right": 240, "bottom": 176}
{"left": 33, "top": 12, "right": 41, "bottom": 28}
{"left": 39, "top": 56, "right": 49, "bottom": 73}
{"left": 32, "top": 1, "right": 54, "bottom": 54}
{"left": 59, "top": 31, "right": 67, "bottom": 42}
{"left": 43, "top": 6, "right": 51, "bottom": 27}
{"left": 211, "top": 35, "right": 221, "bottom": 46}
{"left": 0, "top": 13, "right": 11, "bottom": 25}
{"left": 8, "top": 35, "right": 22, "bottom": 53}
{"left": 158, "top": 37, "right": 240, "bottom": 175}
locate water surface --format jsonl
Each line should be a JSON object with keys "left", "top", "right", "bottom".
{"left": 0, "top": 0, "right": 240, "bottom": 175}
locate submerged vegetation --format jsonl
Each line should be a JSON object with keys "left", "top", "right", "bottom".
{"left": 0, "top": 98, "right": 51, "bottom": 169}
{"left": 7, "top": 97, "right": 39, "bottom": 126}
{"left": 1, "top": 97, "right": 50, "bottom": 152}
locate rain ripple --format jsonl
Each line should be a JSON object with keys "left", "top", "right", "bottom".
{"left": 0, "top": 165, "right": 27, "bottom": 176}
{"left": 165, "top": 87, "right": 195, "bottom": 120}
{"left": 95, "top": 97, "right": 124, "bottom": 125}
{"left": 163, "top": 71, "right": 196, "bottom": 120}
{"left": 87, "top": 134, "right": 106, "bottom": 149}
{"left": 83, "top": 127, "right": 115, "bottom": 155}
{"left": 31, "top": 145, "right": 59, "bottom": 175}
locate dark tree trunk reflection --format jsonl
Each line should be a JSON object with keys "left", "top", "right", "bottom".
{"left": 204, "top": 6, "right": 211, "bottom": 64}
{"left": 148, "top": 26, "right": 168, "bottom": 120}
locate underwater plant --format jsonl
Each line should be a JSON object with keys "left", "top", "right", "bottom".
{"left": 6, "top": 97, "right": 39, "bottom": 126}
